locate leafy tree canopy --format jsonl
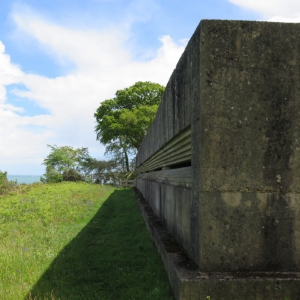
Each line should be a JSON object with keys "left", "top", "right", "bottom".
{"left": 94, "top": 81, "right": 165, "bottom": 151}
{"left": 40, "top": 144, "right": 133, "bottom": 185}
{"left": 41, "top": 145, "right": 90, "bottom": 183}
{"left": 42, "top": 145, "right": 89, "bottom": 172}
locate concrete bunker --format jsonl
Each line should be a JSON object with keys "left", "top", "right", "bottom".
{"left": 135, "top": 20, "right": 300, "bottom": 299}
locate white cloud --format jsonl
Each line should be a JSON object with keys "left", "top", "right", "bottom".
{"left": 267, "top": 14, "right": 300, "bottom": 23}
{"left": 229, "top": 0, "right": 300, "bottom": 22}
{"left": 0, "top": 42, "right": 23, "bottom": 86}
{"left": 0, "top": 41, "right": 51, "bottom": 173}
{"left": 0, "top": 6, "right": 186, "bottom": 174}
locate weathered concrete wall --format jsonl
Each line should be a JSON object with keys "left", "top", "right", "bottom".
{"left": 136, "top": 188, "right": 300, "bottom": 300}
{"left": 137, "top": 169, "right": 192, "bottom": 255}
{"left": 136, "top": 20, "right": 300, "bottom": 274}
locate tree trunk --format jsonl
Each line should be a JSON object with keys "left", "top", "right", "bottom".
{"left": 123, "top": 148, "right": 130, "bottom": 173}
{"left": 123, "top": 147, "right": 130, "bottom": 173}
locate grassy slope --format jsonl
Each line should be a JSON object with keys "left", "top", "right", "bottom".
{"left": 0, "top": 183, "right": 173, "bottom": 300}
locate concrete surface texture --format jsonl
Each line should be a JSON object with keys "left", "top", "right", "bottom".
{"left": 135, "top": 188, "right": 300, "bottom": 300}
{"left": 136, "top": 19, "right": 300, "bottom": 299}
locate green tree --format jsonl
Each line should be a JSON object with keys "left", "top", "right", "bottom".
{"left": 80, "top": 158, "right": 121, "bottom": 185}
{"left": 94, "top": 81, "right": 165, "bottom": 177}
{"left": 41, "top": 145, "right": 90, "bottom": 183}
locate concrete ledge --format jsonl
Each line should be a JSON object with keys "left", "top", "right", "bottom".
{"left": 134, "top": 188, "right": 300, "bottom": 300}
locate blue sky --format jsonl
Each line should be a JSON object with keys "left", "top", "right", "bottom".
{"left": 0, "top": 0, "right": 298, "bottom": 175}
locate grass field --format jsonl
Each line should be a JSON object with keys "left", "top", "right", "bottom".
{"left": 0, "top": 182, "right": 173, "bottom": 300}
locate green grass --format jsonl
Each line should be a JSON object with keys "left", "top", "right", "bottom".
{"left": 0, "top": 182, "right": 173, "bottom": 300}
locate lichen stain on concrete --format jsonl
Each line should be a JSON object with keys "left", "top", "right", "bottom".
{"left": 235, "top": 37, "right": 241, "bottom": 52}
{"left": 263, "top": 193, "right": 296, "bottom": 271}
{"left": 256, "top": 193, "right": 268, "bottom": 214}
{"left": 276, "top": 174, "right": 281, "bottom": 183}
{"left": 244, "top": 200, "right": 251, "bottom": 207}
{"left": 221, "top": 192, "right": 242, "bottom": 207}
{"left": 262, "top": 68, "right": 294, "bottom": 191}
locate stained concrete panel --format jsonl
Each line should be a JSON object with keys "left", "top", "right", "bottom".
{"left": 197, "top": 21, "right": 300, "bottom": 193}
{"left": 199, "top": 192, "right": 300, "bottom": 271}
{"left": 191, "top": 21, "right": 300, "bottom": 272}
{"left": 136, "top": 177, "right": 192, "bottom": 256}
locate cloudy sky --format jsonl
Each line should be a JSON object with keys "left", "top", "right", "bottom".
{"left": 0, "top": 0, "right": 299, "bottom": 175}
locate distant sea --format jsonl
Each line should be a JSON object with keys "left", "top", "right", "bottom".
{"left": 7, "top": 175, "right": 42, "bottom": 184}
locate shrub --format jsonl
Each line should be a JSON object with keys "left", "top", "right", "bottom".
{"left": 40, "top": 166, "right": 63, "bottom": 183}
{"left": 0, "top": 170, "right": 7, "bottom": 185}
{"left": 0, "top": 170, "right": 18, "bottom": 195}
{"left": 62, "top": 169, "right": 85, "bottom": 182}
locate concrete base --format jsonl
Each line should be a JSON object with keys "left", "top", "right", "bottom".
{"left": 134, "top": 189, "right": 300, "bottom": 300}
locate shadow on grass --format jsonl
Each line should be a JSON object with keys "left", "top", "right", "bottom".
{"left": 25, "top": 189, "right": 173, "bottom": 300}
